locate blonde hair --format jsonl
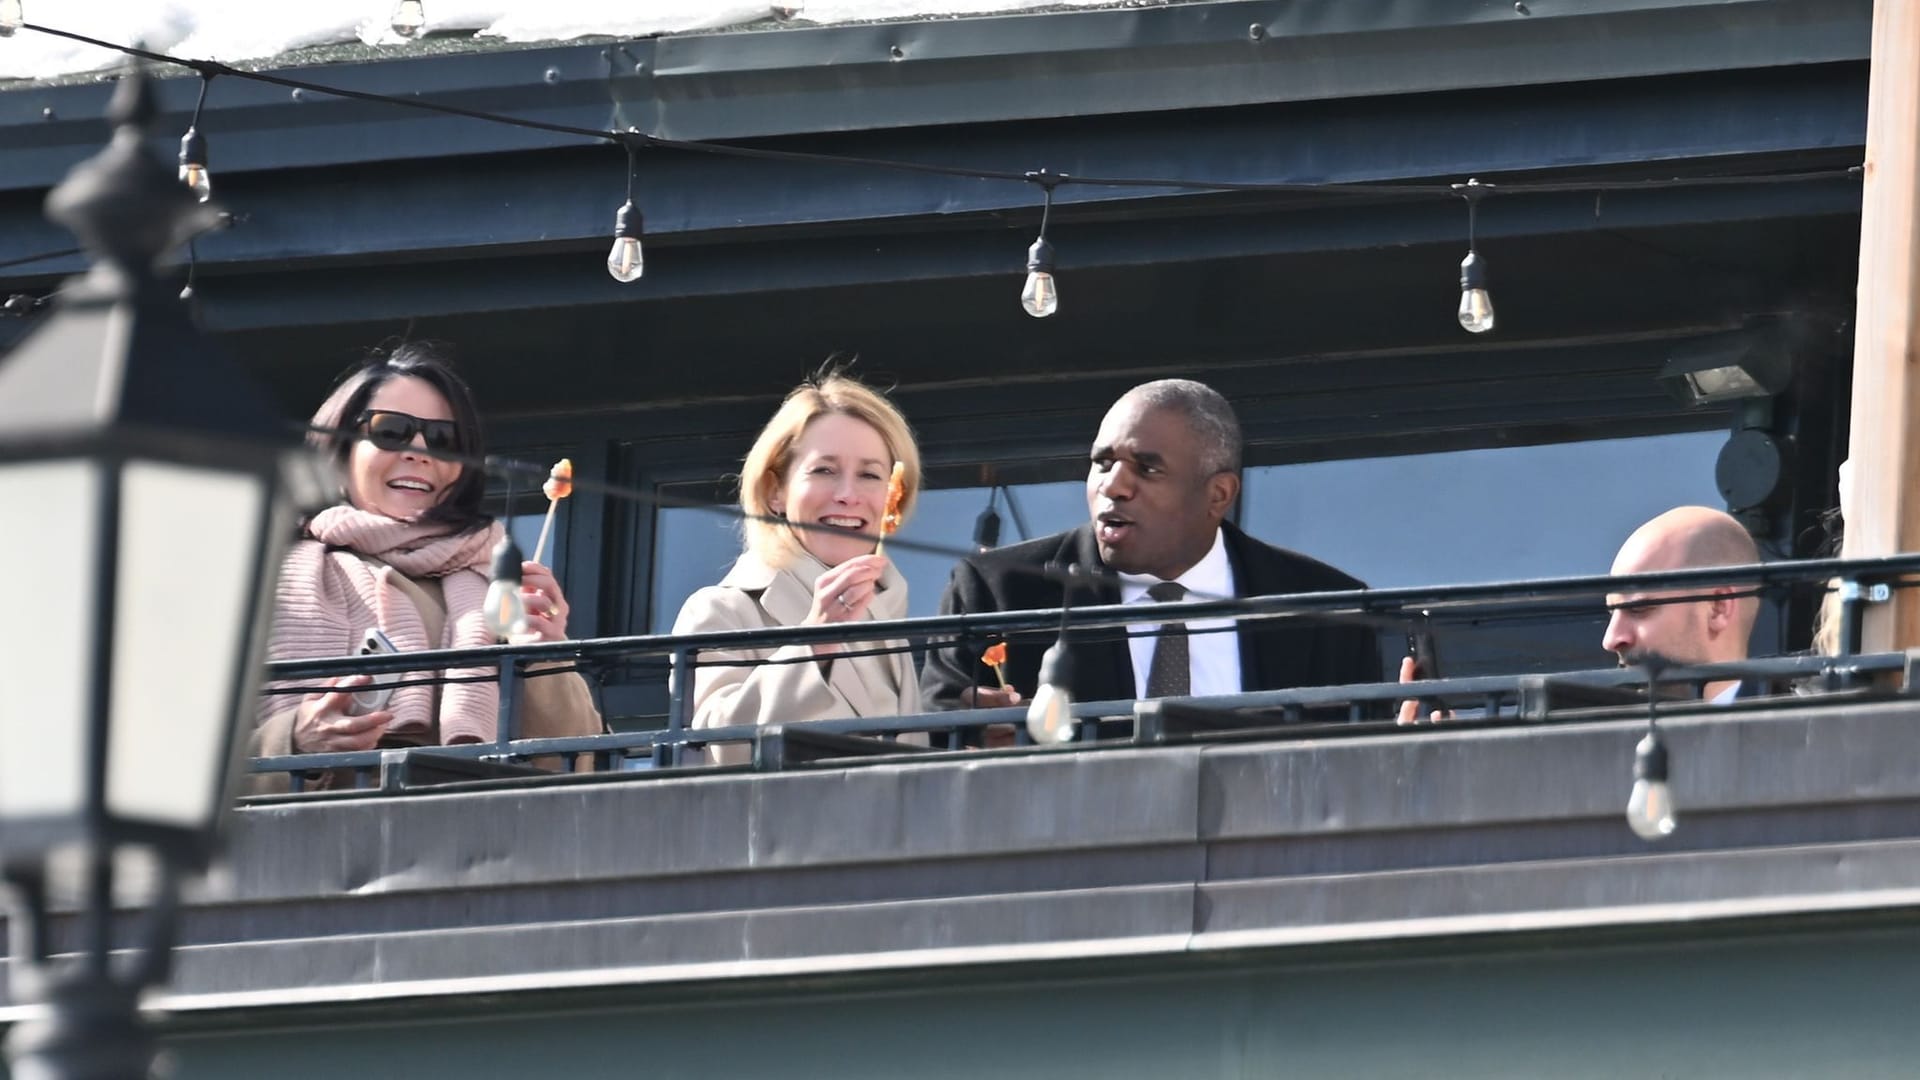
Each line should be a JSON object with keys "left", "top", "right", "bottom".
{"left": 739, "top": 373, "right": 921, "bottom": 566}
{"left": 1812, "top": 587, "right": 1843, "bottom": 656}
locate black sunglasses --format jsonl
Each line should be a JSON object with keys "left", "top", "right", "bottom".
{"left": 354, "top": 410, "right": 461, "bottom": 453}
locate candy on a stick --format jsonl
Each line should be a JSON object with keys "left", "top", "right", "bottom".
{"left": 874, "top": 460, "right": 906, "bottom": 557}
{"left": 531, "top": 458, "right": 573, "bottom": 566}
{"left": 981, "top": 641, "right": 1010, "bottom": 690}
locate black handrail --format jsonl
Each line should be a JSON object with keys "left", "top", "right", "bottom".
{"left": 248, "top": 554, "right": 1920, "bottom": 790}
{"left": 263, "top": 553, "right": 1920, "bottom": 681}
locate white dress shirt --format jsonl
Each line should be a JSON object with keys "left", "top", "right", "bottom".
{"left": 1118, "top": 529, "right": 1241, "bottom": 699}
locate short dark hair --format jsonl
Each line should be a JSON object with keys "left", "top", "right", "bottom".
{"left": 1121, "top": 378, "right": 1242, "bottom": 475}
{"left": 308, "top": 341, "right": 491, "bottom": 533}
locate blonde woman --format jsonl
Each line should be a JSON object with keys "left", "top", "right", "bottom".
{"left": 672, "top": 373, "right": 923, "bottom": 763}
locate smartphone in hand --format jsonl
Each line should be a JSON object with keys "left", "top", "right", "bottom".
{"left": 1406, "top": 613, "right": 1444, "bottom": 717}
{"left": 1407, "top": 624, "right": 1441, "bottom": 681}
{"left": 348, "top": 627, "right": 401, "bottom": 715}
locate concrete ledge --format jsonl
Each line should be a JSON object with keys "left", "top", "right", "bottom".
{"left": 6, "top": 698, "right": 1920, "bottom": 1011}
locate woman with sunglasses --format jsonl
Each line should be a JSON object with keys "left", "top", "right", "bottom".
{"left": 251, "top": 343, "right": 600, "bottom": 788}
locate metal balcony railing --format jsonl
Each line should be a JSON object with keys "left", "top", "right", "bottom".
{"left": 247, "top": 554, "right": 1920, "bottom": 796}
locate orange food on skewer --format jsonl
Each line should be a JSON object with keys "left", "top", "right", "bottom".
{"left": 875, "top": 460, "right": 907, "bottom": 556}
{"left": 981, "top": 641, "right": 1010, "bottom": 690}
{"left": 532, "top": 458, "right": 574, "bottom": 565}
{"left": 542, "top": 458, "right": 574, "bottom": 501}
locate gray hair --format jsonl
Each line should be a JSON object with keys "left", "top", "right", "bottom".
{"left": 1119, "top": 378, "right": 1242, "bottom": 475}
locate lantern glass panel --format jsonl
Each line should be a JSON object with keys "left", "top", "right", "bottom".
{"left": 106, "top": 461, "right": 267, "bottom": 829}
{"left": 0, "top": 460, "right": 100, "bottom": 824}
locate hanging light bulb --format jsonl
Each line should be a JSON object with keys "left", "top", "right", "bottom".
{"left": 1021, "top": 237, "right": 1058, "bottom": 318}
{"left": 972, "top": 489, "right": 1003, "bottom": 552}
{"left": 1451, "top": 177, "right": 1495, "bottom": 334}
{"left": 1025, "top": 638, "right": 1077, "bottom": 744}
{"left": 607, "top": 199, "right": 644, "bottom": 283}
{"left": 391, "top": 0, "right": 426, "bottom": 38}
{"left": 178, "top": 127, "right": 211, "bottom": 202}
{"left": 1626, "top": 728, "right": 1676, "bottom": 840}
{"left": 485, "top": 534, "right": 529, "bottom": 638}
{"left": 0, "top": 0, "right": 23, "bottom": 37}
{"left": 1458, "top": 250, "right": 1494, "bottom": 333}
{"left": 1019, "top": 172, "right": 1063, "bottom": 319}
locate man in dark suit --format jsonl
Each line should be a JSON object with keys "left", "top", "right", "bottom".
{"left": 921, "top": 379, "right": 1383, "bottom": 713}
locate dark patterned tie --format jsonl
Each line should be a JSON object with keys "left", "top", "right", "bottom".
{"left": 1145, "top": 581, "right": 1190, "bottom": 698}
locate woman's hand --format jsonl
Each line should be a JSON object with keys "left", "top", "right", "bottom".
{"left": 292, "top": 675, "right": 392, "bottom": 753}
{"left": 519, "top": 560, "right": 572, "bottom": 641}
{"left": 802, "top": 554, "right": 889, "bottom": 657}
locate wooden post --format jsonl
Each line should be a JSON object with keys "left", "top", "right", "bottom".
{"left": 1842, "top": 0, "right": 1920, "bottom": 651}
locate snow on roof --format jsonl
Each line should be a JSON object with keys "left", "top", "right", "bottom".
{"left": 2, "top": 0, "right": 1150, "bottom": 83}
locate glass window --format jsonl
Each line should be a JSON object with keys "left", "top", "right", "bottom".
{"left": 650, "top": 504, "right": 744, "bottom": 632}
{"left": 1239, "top": 431, "right": 1726, "bottom": 587}
{"left": 889, "top": 481, "right": 1087, "bottom": 617}
{"left": 648, "top": 479, "right": 1089, "bottom": 630}
{"left": 1239, "top": 430, "right": 1731, "bottom": 676}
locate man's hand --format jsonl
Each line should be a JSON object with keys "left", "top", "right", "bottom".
{"left": 963, "top": 686, "right": 1023, "bottom": 709}
{"left": 1396, "top": 655, "right": 1450, "bottom": 726}
{"left": 958, "top": 687, "right": 1022, "bottom": 747}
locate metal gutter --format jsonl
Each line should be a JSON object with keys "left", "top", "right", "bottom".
{"left": 0, "top": 0, "right": 1870, "bottom": 188}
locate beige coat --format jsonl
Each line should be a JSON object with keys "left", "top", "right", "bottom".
{"left": 671, "top": 550, "right": 920, "bottom": 765}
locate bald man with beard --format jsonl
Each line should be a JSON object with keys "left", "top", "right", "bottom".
{"left": 1603, "top": 506, "right": 1762, "bottom": 703}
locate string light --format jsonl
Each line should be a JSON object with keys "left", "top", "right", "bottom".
{"left": 5, "top": 23, "right": 1868, "bottom": 208}
{"left": 607, "top": 135, "right": 645, "bottom": 283}
{"left": 1026, "top": 584, "right": 1078, "bottom": 744}
{"left": 177, "top": 73, "right": 214, "bottom": 203}
{"left": 1626, "top": 661, "right": 1677, "bottom": 840}
{"left": 485, "top": 534, "right": 529, "bottom": 638}
{"left": 973, "top": 486, "right": 1003, "bottom": 552}
{"left": 1454, "top": 178, "right": 1494, "bottom": 334}
{"left": 391, "top": 0, "right": 425, "bottom": 39}
{"left": 0, "top": 21, "right": 1870, "bottom": 336}
{"left": 1020, "top": 172, "right": 1061, "bottom": 318}
{"left": 1026, "top": 642, "right": 1076, "bottom": 743}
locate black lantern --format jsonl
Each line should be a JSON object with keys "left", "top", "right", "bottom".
{"left": 0, "top": 65, "right": 321, "bottom": 1079}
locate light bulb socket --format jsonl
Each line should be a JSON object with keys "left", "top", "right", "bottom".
{"left": 1026, "top": 237, "right": 1055, "bottom": 274}
{"left": 1459, "top": 249, "right": 1488, "bottom": 290}
{"left": 179, "top": 127, "right": 208, "bottom": 168}
{"left": 490, "top": 534, "right": 525, "bottom": 584}
{"left": 1634, "top": 730, "right": 1669, "bottom": 783}
{"left": 1036, "top": 634, "right": 1074, "bottom": 690}
{"left": 973, "top": 505, "right": 1002, "bottom": 550}
{"left": 614, "top": 199, "right": 643, "bottom": 241}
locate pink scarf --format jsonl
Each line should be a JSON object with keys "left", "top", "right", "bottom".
{"left": 268, "top": 506, "right": 505, "bottom": 745}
